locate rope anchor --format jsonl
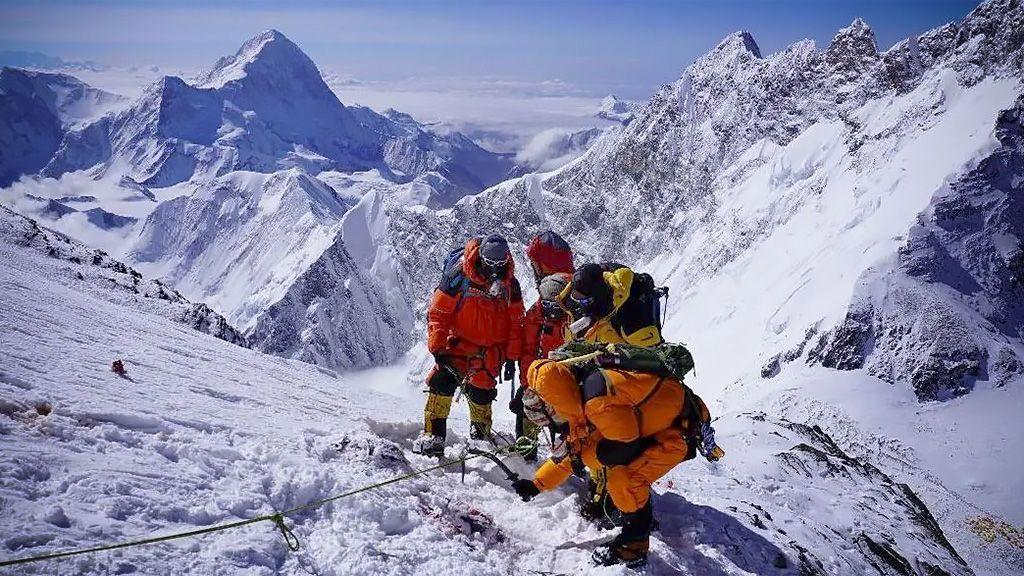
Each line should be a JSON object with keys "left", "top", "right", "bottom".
{"left": 271, "top": 513, "right": 300, "bottom": 552}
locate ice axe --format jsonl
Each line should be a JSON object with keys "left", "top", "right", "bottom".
{"left": 459, "top": 437, "right": 536, "bottom": 484}
{"left": 463, "top": 447, "right": 520, "bottom": 484}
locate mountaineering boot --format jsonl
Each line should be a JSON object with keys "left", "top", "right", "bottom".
{"left": 469, "top": 421, "right": 494, "bottom": 450}
{"left": 593, "top": 499, "right": 653, "bottom": 568}
{"left": 592, "top": 538, "right": 649, "bottom": 569}
{"left": 412, "top": 432, "right": 445, "bottom": 457}
{"left": 414, "top": 393, "right": 452, "bottom": 456}
{"left": 468, "top": 399, "right": 494, "bottom": 449}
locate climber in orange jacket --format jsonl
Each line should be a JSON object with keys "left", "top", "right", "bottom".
{"left": 413, "top": 234, "right": 525, "bottom": 456}
{"left": 512, "top": 262, "right": 706, "bottom": 568}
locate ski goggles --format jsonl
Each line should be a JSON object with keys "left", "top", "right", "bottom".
{"left": 564, "top": 290, "right": 595, "bottom": 320}
{"left": 480, "top": 253, "right": 509, "bottom": 277}
{"left": 540, "top": 300, "right": 567, "bottom": 319}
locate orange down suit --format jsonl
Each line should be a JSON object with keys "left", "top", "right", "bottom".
{"left": 426, "top": 238, "right": 525, "bottom": 390}
{"left": 526, "top": 359, "right": 706, "bottom": 513}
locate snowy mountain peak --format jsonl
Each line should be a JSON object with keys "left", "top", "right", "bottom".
{"left": 595, "top": 94, "right": 638, "bottom": 124}
{"left": 715, "top": 31, "right": 762, "bottom": 59}
{"left": 825, "top": 17, "right": 879, "bottom": 78}
{"left": 194, "top": 29, "right": 323, "bottom": 91}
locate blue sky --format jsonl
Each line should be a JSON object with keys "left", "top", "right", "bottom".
{"left": 0, "top": 0, "right": 983, "bottom": 149}
{"left": 0, "top": 0, "right": 981, "bottom": 96}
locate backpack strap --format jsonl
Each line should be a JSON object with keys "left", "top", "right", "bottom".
{"left": 677, "top": 382, "right": 709, "bottom": 455}
{"left": 630, "top": 375, "right": 666, "bottom": 440}
{"left": 439, "top": 254, "right": 473, "bottom": 312}
{"left": 453, "top": 275, "right": 471, "bottom": 313}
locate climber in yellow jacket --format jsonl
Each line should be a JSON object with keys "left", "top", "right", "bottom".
{"left": 560, "top": 262, "right": 664, "bottom": 347}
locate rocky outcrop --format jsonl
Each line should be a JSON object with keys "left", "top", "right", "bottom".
{"left": 809, "top": 95, "right": 1024, "bottom": 400}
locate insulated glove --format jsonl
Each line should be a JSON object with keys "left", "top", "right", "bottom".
{"left": 698, "top": 421, "right": 720, "bottom": 461}
{"left": 513, "top": 479, "right": 540, "bottom": 502}
{"left": 509, "top": 386, "right": 524, "bottom": 415}
{"left": 503, "top": 360, "right": 516, "bottom": 381}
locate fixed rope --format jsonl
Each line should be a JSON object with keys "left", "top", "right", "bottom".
{"left": 0, "top": 438, "right": 536, "bottom": 568}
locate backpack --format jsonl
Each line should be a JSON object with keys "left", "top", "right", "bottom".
{"left": 609, "top": 272, "right": 670, "bottom": 346}
{"left": 550, "top": 340, "right": 694, "bottom": 383}
{"left": 550, "top": 340, "right": 720, "bottom": 459}
{"left": 440, "top": 247, "right": 468, "bottom": 288}
{"left": 552, "top": 339, "right": 705, "bottom": 419}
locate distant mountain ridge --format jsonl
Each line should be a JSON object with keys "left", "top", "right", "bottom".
{"left": 0, "top": 67, "right": 124, "bottom": 186}
{"left": 33, "top": 30, "right": 515, "bottom": 198}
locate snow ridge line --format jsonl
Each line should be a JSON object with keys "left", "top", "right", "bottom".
{"left": 0, "top": 443, "right": 531, "bottom": 568}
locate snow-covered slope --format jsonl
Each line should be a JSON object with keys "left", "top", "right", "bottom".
{"left": 0, "top": 205, "right": 246, "bottom": 346}
{"left": 808, "top": 95, "right": 1024, "bottom": 400}
{"left": 2, "top": 222, "right": 1003, "bottom": 575}
{"left": 2, "top": 1, "right": 1023, "bottom": 573}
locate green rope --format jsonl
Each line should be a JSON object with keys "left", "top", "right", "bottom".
{"left": 0, "top": 439, "right": 536, "bottom": 568}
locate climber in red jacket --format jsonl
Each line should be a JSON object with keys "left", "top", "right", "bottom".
{"left": 511, "top": 231, "right": 575, "bottom": 460}
{"left": 413, "top": 234, "right": 525, "bottom": 456}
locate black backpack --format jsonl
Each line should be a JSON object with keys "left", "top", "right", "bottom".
{"left": 609, "top": 272, "right": 669, "bottom": 345}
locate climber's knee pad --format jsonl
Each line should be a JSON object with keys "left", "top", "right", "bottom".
{"left": 466, "top": 384, "right": 498, "bottom": 405}
{"left": 427, "top": 365, "right": 459, "bottom": 396}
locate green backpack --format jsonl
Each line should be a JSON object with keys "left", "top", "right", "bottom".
{"left": 549, "top": 340, "right": 695, "bottom": 382}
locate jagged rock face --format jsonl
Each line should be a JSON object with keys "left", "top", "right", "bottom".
{"left": 824, "top": 19, "right": 879, "bottom": 85}
{"left": 0, "top": 68, "right": 122, "bottom": 186}
{"left": 248, "top": 239, "right": 411, "bottom": 371}
{"left": 809, "top": 96, "right": 1024, "bottom": 400}
{"left": 700, "top": 411, "right": 974, "bottom": 575}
